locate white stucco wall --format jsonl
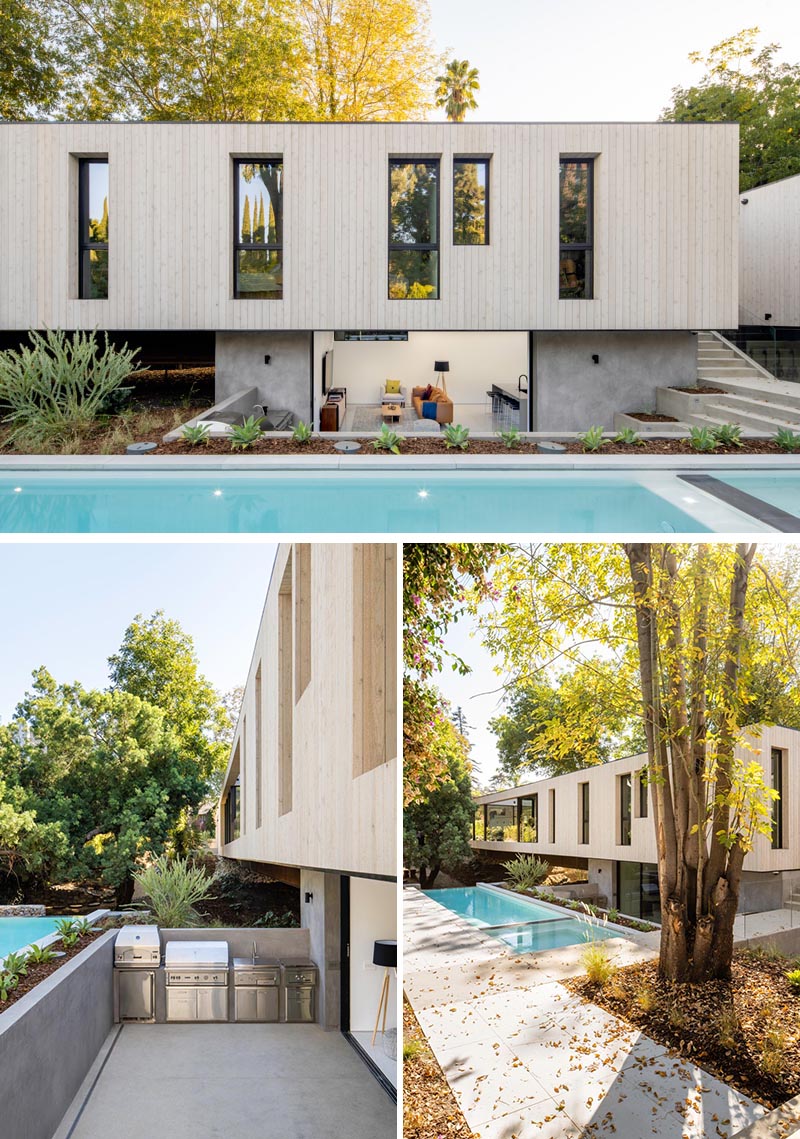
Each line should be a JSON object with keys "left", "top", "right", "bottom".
{"left": 348, "top": 878, "right": 397, "bottom": 1036}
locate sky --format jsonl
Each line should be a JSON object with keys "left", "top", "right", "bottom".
{"left": 428, "top": 0, "right": 800, "bottom": 122}
{"left": 0, "top": 542, "right": 277, "bottom": 723}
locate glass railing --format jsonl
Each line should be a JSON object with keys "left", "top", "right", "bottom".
{"left": 720, "top": 327, "right": 800, "bottom": 383}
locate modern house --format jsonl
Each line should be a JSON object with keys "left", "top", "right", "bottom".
{"left": 0, "top": 121, "right": 741, "bottom": 432}
{"left": 472, "top": 724, "right": 800, "bottom": 921}
{"left": 738, "top": 172, "right": 800, "bottom": 380}
{"left": 217, "top": 542, "right": 397, "bottom": 1091}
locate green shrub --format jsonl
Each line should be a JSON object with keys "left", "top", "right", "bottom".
{"left": 443, "top": 423, "right": 470, "bottom": 450}
{"left": 253, "top": 909, "right": 300, "bottom": 928}
{"left": 614, "top": 426, "right": 644, "bottom": 446}
{"left": 786, "top": 967, "right": 800, "bottom": 993}
{"left": 689, "top": 425, "right": 718, "bottom": 452}
{"left": 502, "top": 854, "right": 550, "bottom": 890}
{"left": 229, "top": 415, "right": 264, "bottom": 450}
{"left": 712, "top": 423, "right": 743, "bottom": 447}
{"left": 0, "top": 329, "right": 142, "bottom": 450}
{"left": 372, "top": 424, "right": 404, "bottom": 454}
{"left": 0, "top": 971, "right": 19, "bottom": 1001}
{"left": 498, "top": 427, "right": 521, "bottom": 449}
{"left": 292, "top": 420, "right": 312, "bottom": 444}
{"left": 2, "top": 952, "right": 28, "bottom": 977}
{"left": 181, "top": 422, "right": 211, "bottom": 446}
{"left": 578, "top": 425, "right": 606, "bottom": 452}
{"left": 403, "top": 1039, "right": 423, "bottom": 1062}
{"left": 581, "top": 941, "right": 616, "bottom": 985}
{"left": 25, "top": 944, "right": 56, "bottom": 965}
{"left": 775, "top": 427, "right": 800, "bottom": 452}
{"left": 133, "top": 854, "right": 212, "bottom": 927}
{"left": 72, "top": 917, "right": 96, "bottom": 937}
{"left": 606, "top": 907, "right": 620, "bottom": 923}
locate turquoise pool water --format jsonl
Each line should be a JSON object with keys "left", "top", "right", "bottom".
{"left": 721, "top": 474, "right": 800, "bottom": 519}
{"left": 0, "top": 471, "right": 755, "bottom": 533}
{"left": 0, "top": 916, "right": 65, "bottom": 957}
{"left": 424, "top": 885, "right": 619, "bottom": 953}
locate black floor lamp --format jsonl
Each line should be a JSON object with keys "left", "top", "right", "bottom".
{"left": 371, "top": 939, "right": 397, "bottom": 1045}
{"left": 434, "top": 360, "right": 450, "bottom": 396}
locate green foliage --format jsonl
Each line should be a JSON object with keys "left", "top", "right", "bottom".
{"left": 435, "top": 58, "right": 479, "bottom": 122}
{"left": 25, "top": 943, "right": 56, "bottom": 965}
{"left": 403, "top": 712, "right": 474, "bottom": 888}
{"left": 578, "top": 425, "right": 606, "bottom": 452}
{"left": 581, "top": 940, "right": 616, "bottom": 985}
{"left": 606, "top": 907, "right": 620, "bottom": 923}
{"left": 2, "top": 952, "right": 28, "bottom": 977}
{"left": 229, "top": 415, "right": 264, "bottom": 450}
{"left": 133, "top": 854, "right": 212, "bottom": 927}
{"left": 253, "top": 909, "right": 299, "bottom": 928}
{"left": 181, "top": 422, "right": 211, "bottom": 446}
{"left": 712, "top": 423, "right": 743, "bottom": 447}
{"left": 403, "top": 1039, "right": 423, "bottom": 1062}
{"left": 0, "top": 971, "right": 19, "bottom": 1001}
{"left": 55, "top": 919, "right": 80, "bottom": 948}
{"left": 614, "top": 427, "right": 644, "bottom": 446}
{"left": 502, "top": 854, "right": 550, "bottom": 890}
{"left": 372, "top": 424, "right": 404, "bottom": 454}
{"left": 689, "top": 425, "right": 718, "bottom": 452}
{"left": 442, "top": 423, "right": 470, "bottom": 450}
{"left": 498, "top": 427, "right": 521, "bottom": 449}
{"left": 292, "top": 420, "right": 312, "bottom": 444}
{"left": 775, "top": 427, "right": 800, "bottom": 452}
{"left": 786, "top": 968, "right": 800, "bottom": 993}
{"left": 0, "top": 329, "right": 142, "bottom": 451}
{"left": 661, "top": 28, "right": 800, "bottom": 190}
{"left": 0, "top": 0, "right": 64, "bottom": 119}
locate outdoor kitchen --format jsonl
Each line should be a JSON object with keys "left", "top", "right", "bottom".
{"left": 114, "top": 926, "right": 318, "bottom": 1024}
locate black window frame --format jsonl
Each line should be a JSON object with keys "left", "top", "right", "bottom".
{"left": 579, "top": 782, "right": 590, "bottom": 844}
{"left": 453, "top": 156, "right": 490, "bottom": 246}
{"left": 771, "top": 747, "right": 785, "bottom": 849}
{"left": 517, "top": 794, "right": 538, "bottom": 843}
{"left": 559, "top": 157, "right": 594, "bottom": 300}
{"left": 548, "top": 788, "right": 555, "bottom": 843}
{"left": 388, "top": 157, "right": 440, "bottom": 300}
{"left": 233, "top": 157, "right": 284, "bottom": 300}
{"left": 619, "top": 773, "right": 632, "bottom": 846}
{"left": 638, "top": 768, "right": 649, "bottom": 818}
{"left": 78, "top": 157, "right": 109, "bottom": 300}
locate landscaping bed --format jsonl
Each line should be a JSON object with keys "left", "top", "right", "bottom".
{"left": 403, "top": 1000, "right": 476, "bottom": 1139}
{"left": 0, "top": 926, "right": 105, "bottom": 1011}
{"left": 507, "top": 884, "right": 658, "bottom": 933}
{"left": 566, "top": 951, "right": 800, "bottom": 1109}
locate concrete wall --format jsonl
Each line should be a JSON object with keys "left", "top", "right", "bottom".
{"left": 300, "top": 869, "right": 341, "bottom": 1030}
{"left": 0, "top": 930, "right": 115, "bottom": 1139}
{"left": 739, "top": 172, "right": 800, "bottom": 328}
{"left": 215, "top": 331, "right": 312, "bottom": 419}
{"left": 327, "top": 331, "right": 527, "bottom": 406}
{"left": 587, "top": 859, "right": 616, "bottom": 908}
{"left": 532, "top": 331, "right": 697, "bottom": 430}
{"left": 348, "top": 878, "right": 396, "bottom": 1037}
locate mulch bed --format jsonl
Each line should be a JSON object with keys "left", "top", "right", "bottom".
{"left": 627, "top": 413, "right": 679, "bottom": 422}
{"left": 672, "top": 386, "right": 727, "bottom": 395}
{"left": 403, "top": 1000, "right": 477, "bottom": 1139}
{"left": 1, "top": 928, "right": 105, "bottom": 1011}
{"left": 502, "top": 884, "right": 656, "bottom": 932}
{"left": 566, "top": 952, "right": 800, "bottom": 1109}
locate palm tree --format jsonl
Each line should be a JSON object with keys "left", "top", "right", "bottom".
{"left": 435, "top": 59, "right": 480, "bottom": 123}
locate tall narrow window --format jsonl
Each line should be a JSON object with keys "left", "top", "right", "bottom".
{"left": 771, "top": 747, "right": 785, "bottom": 849}
{"left": 453, "top": 158, "right": 489, "bottom": 245}
{"left": 255, "top": 663, "right": 263, "bottom": 829}
{"left": 638, "top": 768, "right": 649, "bottom": 818}
{"left": 388, "top": 159, "right": 439, "bottom": 299}
{"left": 548, "top": 788, "right": 555, "bottom": 843}
{"left": 278, "top": 555, "right": 293, "bottom": 815}
{"left": 619, "top": 774, "right": 632, "bottom": 846}
{"left": 473, "top": 804, "right": 486, "bottom": 840}
{"left": 518, "top": 795, "right": 538, "bottom": 842}
{"left": 579, "top": 782, "right": 590, "bottom": 844}
{"left": 559, "top": 158, "right": 593, "bottom": 299}
{"left": 234, "top": 159, "right": 283, "bottom": 299}
{"left": 295, "top": 545, "right": 312, "bottom": 700}
{"left": 78, "top": 159, "right": 109, "bottom": 299}
{"left": 353, "top": 545, "right": 397, "bottom": 775}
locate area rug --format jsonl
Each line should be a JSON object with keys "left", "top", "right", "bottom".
{"left": 350, "top": 405, "right": 419, "bottom": 431}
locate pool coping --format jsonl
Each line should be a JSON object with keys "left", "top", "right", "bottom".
{"left": 0, "top": 908, "right": 110, "bottom": 967}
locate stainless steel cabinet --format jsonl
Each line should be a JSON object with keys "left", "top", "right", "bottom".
{"left": 166, "top": 986, "right": 228, "bottom": 1022}
{"left": 118, "top": 970, "right": 155, "bottom": 1022}
{"left": 235, "top": 986, "right": 279, "bottom": 1023}
{"left": 285, "top": 985, "right": 315, "bottom": 1023}
{"left": 166, "top": 987, "right": 197, "bottom": 1022}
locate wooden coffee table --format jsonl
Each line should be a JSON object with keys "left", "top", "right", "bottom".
{"left": 381, "top": 403, "right": 402, "bottom": 423}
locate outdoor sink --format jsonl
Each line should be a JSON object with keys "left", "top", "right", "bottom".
{"left": 232, "top": 957, "right": 280, "bottom": 970}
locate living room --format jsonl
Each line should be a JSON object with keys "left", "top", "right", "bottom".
{"left": 313, "top": 330, "right": 528, "bottom": 433}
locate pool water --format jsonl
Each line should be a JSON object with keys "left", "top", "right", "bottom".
{"left": 0, "top": 471, "right": 762, "bottom": 533}
{"left": 424, "top": 885, "right": 619, "bottom": 953}
{"left": 721, "top": 474, "right": 800, "bottom": 519}
{"left": 0, "top": 916, "right": 66, "bottom": 958}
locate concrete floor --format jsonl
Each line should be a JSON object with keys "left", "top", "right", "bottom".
{"left": 54, "top": 1023, "right": 395, "bottom": 1139}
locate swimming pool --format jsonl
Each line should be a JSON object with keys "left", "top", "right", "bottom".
{"left": 0, "top": 470, "right": 774, "bottom": 533}
{"left": 424, "top": 885, "right": 619, "bottom": 953}
{"left": 720, "top": 474, "right": 800, "bottom": 522}
{"left": 0, "top": 916, "right": 66, "bottom": 958}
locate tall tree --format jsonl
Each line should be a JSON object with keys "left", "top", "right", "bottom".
{"left": 0, "top": 0, "right": 64, "bottom": 119}
{"left": 296, "top": 0, "right": 437, "bottom": 120}
{"left": 482, "top": 543, "right": 800, "bottom": 982}
{"left": 661, "top": 27, "right": 800, "bottom": 190}
{"left": 435, "top": 58, "right": 480, "bottom": 122}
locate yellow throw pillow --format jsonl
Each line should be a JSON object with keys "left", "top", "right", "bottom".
{"left": 385, "top": 379, "right": 401, "bottom": 394}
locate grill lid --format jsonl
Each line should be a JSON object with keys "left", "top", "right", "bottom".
{"left": 164, "top": 940, "right": 229, "bottom": 968}
{"left": 114, "top": 925, "right": 160, "bottom": 955}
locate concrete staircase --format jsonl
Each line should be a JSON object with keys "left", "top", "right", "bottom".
{"left": 615, "top": 330, "right": 800, "bottom": 436}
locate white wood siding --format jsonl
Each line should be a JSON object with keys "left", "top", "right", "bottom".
{"left": 739, "top": 173, "right": 800, "bottom": 327}
{"left": 474, "top": 725, "right": 800, "bottom": 874}
{"left": 219, "top": 543, "right": 396, "bottom": 880}
{"left": 0, "top": 122, "right": 738, "bottom": 332}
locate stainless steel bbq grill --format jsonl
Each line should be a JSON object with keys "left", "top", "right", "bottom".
{"left": 114, "top": 926, "right": 160, "bottom": 1022}
{"left": 165, "top": 940, "right": 229, "bottom": 1022}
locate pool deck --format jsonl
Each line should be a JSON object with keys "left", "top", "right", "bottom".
{"left": 404, "top": 885, "right": 767, "bottom": 1139}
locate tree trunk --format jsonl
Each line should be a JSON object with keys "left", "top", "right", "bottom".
{"left": 115, "top": 875, "right": 135, "bottom": 907}
{"left": 660, "top": 896, "right": 690, "bottom": 981}
{"left": 418, "top": 863, "right": 441, "bottom": 890}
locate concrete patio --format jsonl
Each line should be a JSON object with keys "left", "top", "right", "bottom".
{"left": 53, "top": 1023, "right": 395, "bottom": 1139}
{"left": 405, "top": 887, "right": 768, "bottom": 1139}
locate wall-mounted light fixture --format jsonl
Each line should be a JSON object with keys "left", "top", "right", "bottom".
{"left": 741, "top": 198, "right": 749, "bottom": 205}
{"left": 765, "top": 314, "right": 772, "bottom": 322}
{"left": 264, "top": 354, "right": 271, "bottom": 365}
{"left": 304, "top": 891, "right": 313, "bottom": 904}
{"left": 591, "top": 354, "right": 600, "bottom": 365}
